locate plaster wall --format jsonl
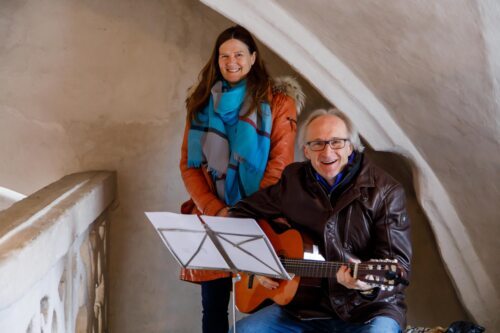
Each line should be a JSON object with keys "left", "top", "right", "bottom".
{"left": 0, "top": 0, "right": 471, "bottom": 331}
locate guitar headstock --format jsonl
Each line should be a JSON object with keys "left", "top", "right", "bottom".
{"left": 355, "top": 259, "right": 409, "bottom": 290}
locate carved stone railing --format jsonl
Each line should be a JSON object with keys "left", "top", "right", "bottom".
{"left": 0, "top": 171, "right": 116, "bottom": 333}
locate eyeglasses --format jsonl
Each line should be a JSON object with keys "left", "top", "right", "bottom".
{"left": 305, "top": 138, "right": 350, "bottom": 151}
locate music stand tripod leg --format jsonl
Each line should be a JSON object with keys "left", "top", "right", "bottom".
{"left": 231, "top": 273, "right": 241, "bottom": 333}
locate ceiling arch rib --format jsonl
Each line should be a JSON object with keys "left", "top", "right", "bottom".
{"left": 201, "top": 0, "right": 498, "bottom": 329}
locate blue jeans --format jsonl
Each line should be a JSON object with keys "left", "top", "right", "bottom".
{"left": 230, "top": 304, "right": 401, "bottom": 333}
{"left": 201, "top": 277, "right": 232, "bottom": 333}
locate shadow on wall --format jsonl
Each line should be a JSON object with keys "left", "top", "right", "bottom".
{"left": 364, "top": 148, "right": 469, "bottom": 327}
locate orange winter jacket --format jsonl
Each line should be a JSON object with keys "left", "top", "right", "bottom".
{"left": 179, "top": 77, "right": 304, "bottom": 282}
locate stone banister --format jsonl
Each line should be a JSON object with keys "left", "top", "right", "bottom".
{"left": 0, "top": 171, "right": 116, "bottom": 333}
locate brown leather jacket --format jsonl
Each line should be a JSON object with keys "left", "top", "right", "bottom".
{"left": 230, "top": 154, "right": 412, "bottom": 329}
{"left": 179, "top": 77, "right": 304, "bottom": 282}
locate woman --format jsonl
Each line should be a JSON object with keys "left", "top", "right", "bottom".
{"left": 179, "top": 25, "right": 304, "bottom": 333}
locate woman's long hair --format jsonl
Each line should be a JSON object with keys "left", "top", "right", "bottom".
{"left": 186, "top": 25, "right": 271, "bottom": 121}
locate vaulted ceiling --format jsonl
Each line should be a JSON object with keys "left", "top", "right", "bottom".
{"left": 201, "top": 0, "right": 500, "bottom": 328}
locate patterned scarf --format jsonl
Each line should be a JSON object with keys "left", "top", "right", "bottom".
{"left": 187, "top": 80, "right": 272, "bottom": 206}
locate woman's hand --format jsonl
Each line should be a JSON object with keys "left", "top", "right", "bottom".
{"left": 256, "top": 275, "right": 279, "bottom": 290}
{"left": 216, "top": 207, "right": 230, "bottom": 217}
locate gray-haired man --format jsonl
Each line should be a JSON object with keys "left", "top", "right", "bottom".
{"left": 230, "top": 108, "right": 412, "bottom": 333}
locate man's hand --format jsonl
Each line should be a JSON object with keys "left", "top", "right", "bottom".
{"left": 256, "top": 275, "right": 279, "bottom": 290}
{"left": 336, "top": 263, "right": 372, "bottom": 291}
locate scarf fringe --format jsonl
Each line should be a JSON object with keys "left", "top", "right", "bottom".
{"left": 206, "top": 165, "right": 225, "bottom": 178}
{"left": 187, "top": 160, "right": 203, "bottom": 168}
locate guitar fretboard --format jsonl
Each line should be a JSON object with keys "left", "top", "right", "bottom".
{"left": 281, "top": 258, "right": 396, "bottom": 281}
{"left": 281, "top": 258, "right": 356, "bottom": 278}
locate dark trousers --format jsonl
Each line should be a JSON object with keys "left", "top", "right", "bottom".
{"left": 201, "top": 277, "right": 232, "bottom": 333}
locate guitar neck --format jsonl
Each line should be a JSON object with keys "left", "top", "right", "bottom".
{"left": 281, "top": 258, "right": 356, "bottom": 278}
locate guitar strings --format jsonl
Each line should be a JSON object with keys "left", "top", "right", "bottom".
{"left": 281, "top": 258, "right": 389, "bottom": 270}
{"left": 280, "top": 259, "right": 397, "bottom": 279}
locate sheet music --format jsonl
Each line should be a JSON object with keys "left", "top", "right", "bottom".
{"left": 145, "top": 212, "right": 291, "bottom": 280}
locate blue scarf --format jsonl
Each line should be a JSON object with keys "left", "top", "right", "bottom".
{"left": 187, "top": 80, "right": 272, "bottom": 206}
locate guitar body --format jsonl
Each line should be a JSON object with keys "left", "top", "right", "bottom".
{"left": 234, "top": 220, "right": 407, "bottom": 313}
{"left": 235, "top": 221, "right": 305, "bottom": 313}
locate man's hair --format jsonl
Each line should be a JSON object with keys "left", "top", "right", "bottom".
{"left": 299, "top": 108, "right": 365, "bottom": 153}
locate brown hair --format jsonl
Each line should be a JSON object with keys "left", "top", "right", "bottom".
{"left": 186, "top": 25, "right": 271, "bottom": 121}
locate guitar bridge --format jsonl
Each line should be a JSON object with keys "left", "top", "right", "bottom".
{"left": 248, "top": 275, "right": 254, "bottom": 289}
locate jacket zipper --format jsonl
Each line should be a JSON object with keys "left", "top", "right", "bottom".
{"left": 329, "top": 183, "right": 354, "bottom": 253}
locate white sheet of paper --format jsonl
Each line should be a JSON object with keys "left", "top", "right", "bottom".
{"left": 146, "top": 212, "right": 229, "bottom": 269}
{"left": 145, "top": 212, "right": 291, "bottom": 280}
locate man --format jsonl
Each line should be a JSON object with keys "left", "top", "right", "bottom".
{"left": 229, "top": 108, "right": 412, "bottom": 333}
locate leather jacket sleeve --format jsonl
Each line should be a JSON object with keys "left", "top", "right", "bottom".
{"left": 367, "top": 183, "right": 412, "bottom": 299}
{"left": 230, "top": 178, "right": 284, "bottom": 220}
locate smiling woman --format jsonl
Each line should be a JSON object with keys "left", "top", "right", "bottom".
{"left": 218, "top": 39, "right": 256, "bottom": 86}
{"left": 178, "top": 25, "right": 303, "bottom": 333}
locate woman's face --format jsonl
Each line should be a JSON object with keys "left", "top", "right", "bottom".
{"left": 218, "top": 39, "right": 256, "bottom": 86}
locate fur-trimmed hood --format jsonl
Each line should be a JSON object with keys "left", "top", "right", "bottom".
{"left": 272, "top": 76, "right": 305, "bottom": 115}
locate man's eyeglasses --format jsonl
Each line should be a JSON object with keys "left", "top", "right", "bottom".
{"left": 305, "top": 138, "right": 350, "bottom": 151}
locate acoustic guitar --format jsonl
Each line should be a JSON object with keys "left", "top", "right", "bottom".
{"left": 234, "top": 220, "right": 408, "bottom": 313}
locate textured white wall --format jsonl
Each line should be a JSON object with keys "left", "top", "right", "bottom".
{"left": 272, "top": 2, "right": 500, "bottom": 328}
{"left": 271, "top": 1, "right": 500, "bottom": 281}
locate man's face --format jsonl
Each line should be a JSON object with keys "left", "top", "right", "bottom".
{"left": 303, "top": 115, "right": 353, "bottom": 186}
